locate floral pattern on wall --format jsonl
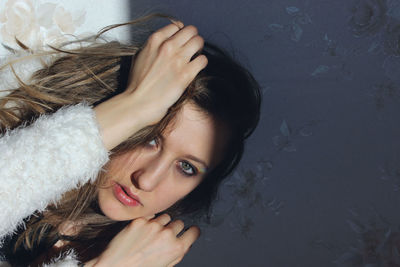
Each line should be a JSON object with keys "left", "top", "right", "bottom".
{"left": 0, "top": 0, "right": 129, "bottom": 55}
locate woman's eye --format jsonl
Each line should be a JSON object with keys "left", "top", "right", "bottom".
{"left": 148, "top": 139, "right": 157, "bottom": 147}
{"left": 146, "top": 137, "right": 160, "bottom": 149}
{"left": 179, "top": 161, "right": 197, "bottom": 176}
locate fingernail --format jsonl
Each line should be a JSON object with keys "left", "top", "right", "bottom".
{"left": 173, "top": 20, "right": 184, "bottom": 29}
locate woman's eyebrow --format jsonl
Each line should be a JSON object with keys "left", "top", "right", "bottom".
{"left": 159, "top": 134, "right": 209, "bottom": 169}
{"left": 184, "top": 154, "right": 209, "bottom": 170}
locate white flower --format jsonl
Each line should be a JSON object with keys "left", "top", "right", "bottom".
{"left": 0, "top": 0, "right": 40, "bottom": 48}
{"left": 0, "top": 0, "right": 86, "bottom": 50}
{"left": 54, "top": 6, "right": 75, "bottom": 34}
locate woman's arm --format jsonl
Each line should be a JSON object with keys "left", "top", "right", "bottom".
{"left": 94, "top": 22, "right": 207, "bottom": 150}
{"left": 0, "top": 104, "right": 109, "bottom": 241}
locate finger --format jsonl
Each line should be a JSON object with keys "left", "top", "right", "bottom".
{"left": 167, "top": 256, "right": 184, "bottom": 267}
{"left": 168, "top": 25, "right": 198, "bottom": 48}
{"left": 166, "top": 220, "right": 185, "bottom": 236}
{"left": 144, "top": 214, "right": 155, "bottom": 220}
{"left": 170, "top": 20, "right": 184, "bottom": 29}
{"left": 183, "top": 55, "right": 208, "bottom": 83}
{"left": 158, "top": 23, "right": 182, "bottom": 39}
{"left": 147, "top": 23, "right": 182, "bottom": 48}
{"left": 180, "top": 35, "right": 204, "bottom": 60}
{"left": 178, "top": 225, "right": 201, "bottom": 250}
{"left": 152, "top": 213, "right": 171, "bottom": 226}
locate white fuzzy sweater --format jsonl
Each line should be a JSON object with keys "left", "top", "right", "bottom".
{"left": 0, "top": 104, "right": 110, "bottom": 266}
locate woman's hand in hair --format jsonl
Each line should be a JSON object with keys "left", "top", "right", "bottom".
{"left": 94, "top": 22, "right": 207, "bottom": 150}
{"left": 86, "top": 214, "right": 200, "bottom": 267}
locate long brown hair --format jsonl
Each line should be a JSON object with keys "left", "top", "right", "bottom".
{"left": 0, "top": 14, "right": 261, "bottom": 266}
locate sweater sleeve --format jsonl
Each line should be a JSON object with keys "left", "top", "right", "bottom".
{"left": 42, "top": 250, "right": 81, "bottom": 267}
{"left": 0, "top": 250, "right": 83, "bottom": 267}
{"left": 0, "top": 104, "right": 109, "bottom": 241}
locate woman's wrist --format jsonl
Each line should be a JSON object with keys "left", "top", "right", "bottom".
{"left": 94, "top": 92, "right": 146, "bottom": 151}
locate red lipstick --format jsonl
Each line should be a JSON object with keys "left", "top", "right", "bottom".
{"left": 113, "top": 182, "right": 142, "bottom": 207}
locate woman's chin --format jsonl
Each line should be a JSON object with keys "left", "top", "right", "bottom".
{"left": 98, "top": 194, "right": 136, "bottom": 221}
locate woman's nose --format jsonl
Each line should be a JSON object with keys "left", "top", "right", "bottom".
{"left": 130, "top": 159, "right": 165, "bottom": 192}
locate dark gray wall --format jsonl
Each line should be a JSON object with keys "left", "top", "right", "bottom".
{"left": 130, "top": 1, "right": 400, "bottom": 266}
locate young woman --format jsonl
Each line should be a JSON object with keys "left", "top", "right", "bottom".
{"left": 0, "top": 15, "right": 260, "bottom": 266}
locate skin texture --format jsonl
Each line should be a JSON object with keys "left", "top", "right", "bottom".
{"left": 86, "top": 23, "right": 214, "bottom": 266}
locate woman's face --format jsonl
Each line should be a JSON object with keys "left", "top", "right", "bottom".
{"left": 98, "top": 102, "right": 226, "bottom": 221}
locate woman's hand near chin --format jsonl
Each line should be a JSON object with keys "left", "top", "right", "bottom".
{"left": 85, "top": 214, "right": 200, "bottom": 267}
{"left": 94, "top": 22, "right": 208, "bottom": 150}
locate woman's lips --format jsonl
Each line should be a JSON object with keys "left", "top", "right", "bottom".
{"left": 113, "top": 182, "right": 142, "bottom": 207}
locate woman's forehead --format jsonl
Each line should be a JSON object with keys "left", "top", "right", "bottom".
{"left": 163, "top": 103, "right": 227, "bottom": 168}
